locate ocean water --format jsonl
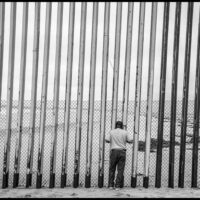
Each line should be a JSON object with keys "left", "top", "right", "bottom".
{"left": 0, "top": 100, "right": 198, "bottom": 188}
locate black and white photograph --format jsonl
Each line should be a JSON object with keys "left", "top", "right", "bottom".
{"left": 0, "top": 1, "right": 200, "bottom": 198}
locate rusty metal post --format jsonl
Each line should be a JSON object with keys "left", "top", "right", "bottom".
{"left": 2, "top": 2, "right": 16, "bottom": 189}
{"left": 155, "top": 2, "right": 170, "bottom": 188}
{"left": 143, "top": 2, "right": 157, "bottom": 188}
{"left": 49, "top": 2, "right": 63, "bottom": 189}
{"left": 36, "top": 2, "right": 52, "bottom": 189}
{"left": 122, "top": 2, "right": 134, "bottom": 130}
{"left": 131, "top": 2, "right": 145, "bottom": 188}
{"left": 191, "top": 9, "right": 200, "bottom": 189}
{"left": 0, "top": 2, "right": 5, "bottom": 110}
{"left": 108, "top": 2, "right": 122, "bottom": 187}
{"left": 13, "top": 2, "right": 29, "bottom": 188}
{"left": 85, "top": 2, "right": 98, "bottom": 188}
{"left": 98, "top": 2, "right": 110, "bottom": 188}
{"left": 168, "top": 2, "right": 181, "bottom": 188}
{"left": 26, "top": 2, "right": 40, "bottom": 188}
{"left": 178, "top": 2, "right": 193, "bottom": 188}
{"left": 73, "top": 2, "right": 87, "bottom": 188}
{"left": 111, "top": 2, "right": 122, "bottom": 129}
{"left": 60, "top": 2, "right": 75, "bottom": 188}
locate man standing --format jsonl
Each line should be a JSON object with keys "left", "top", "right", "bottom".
{"left": 105, "top": 121, "right": 133, "bottom": 190}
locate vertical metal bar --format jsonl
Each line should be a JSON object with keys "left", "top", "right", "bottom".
{"left": 191, "top": 9, "right": 200, "bottom": 189}
{"left": 131, "top": 2, "right": 145, "bottom": 188}
{"left": 178, "top": 2, "right": 193, "bottom": 188}
{"left": 49, "top": 2, "right": 63, "bottom": 189}
{"left": 155, "top": 2, "right": 170, "bottom": 188}
{"left": 143, "top": 2, "right": 157, "bottom": 188}
{"left": 108, "top": 2, "right": 122, "bottom": 187}
{"left": 0, "top": 2, "right": 5, "bottom": 110}
{"left": 111, "top": 2, "right": 122, "bottom": 129}
{"left": 168, "top": 2, "right": 181, "bottom": 188}
{"left": 2, "top": 2, "right": 16, "bottom": 189}
{"left": 60, "top": 2, "right": 75, "bottom": 188}
{"left": 36, "top": 2, "right": 52, "bottom": 189}
{"left": 85, "top": 2, "right": 98, "bottom": 188}
{"left": 13, "top": 2, "right": 29, "bottom": 188}
{"left": 120, "top": 3, "right": 134, "bottom": 188}
{"left": 122, "top": 2, "right": 134, "bottom": 130}
{"left": 73, "top": 2, "right": 87, "bottom": 188}
{"left": 98, "top": 2, "right": 110, "bottom": 188}
{"left": 26, "top": 2, "right": 40, "bottom": 188}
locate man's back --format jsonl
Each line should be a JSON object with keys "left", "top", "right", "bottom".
{"left": 107, "top": 128, "right": 132, "bottom": 150}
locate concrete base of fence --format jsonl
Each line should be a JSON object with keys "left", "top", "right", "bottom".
{"left": 131, "top": 176, "right": 137, "bottom": 188}
{"left": 49, "top": 173, "right": 55, "bottom": 188}
{"left": 2, "top": 172, "right": 9, "bottom": 188}
{"left": 13, "top": 173, "right": 19, "bottom": 188}
{"left": 36, "top": 174, "right": 42, "bottom": 188}
{"left": 85, "top": 174, "right": 91, "bottom": 188}
{"left": 98, "top": 174, "right": 104, "bottom": 188}
{"left": 60, "top": 173, "right": 66, "bottom": 188}
{"left": 143, "top": 176, "right": 149, "bottom": 188}
{"left": 26, "top": 173, "right": 32, "bottom": 188}
{"left": 122, "top": 175, "right": 124, "bottom": 188}
{"left": 73, "top": 173, "right": 79, "bottom": 188}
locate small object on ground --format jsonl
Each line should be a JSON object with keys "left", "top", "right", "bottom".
{"left": 115, "top": 187, "right": 120, "bottom": 191}
{"left": 71, "top": 193, "right": 77, "bottom": 196}
{"left": 109, "top": 187, "right": 114, "bottom": 190}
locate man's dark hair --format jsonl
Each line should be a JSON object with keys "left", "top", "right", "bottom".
{"left": 115, "top": 121, "right": 123, "bottom": 129}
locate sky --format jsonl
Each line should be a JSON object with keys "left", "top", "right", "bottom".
{"left": 1, "top": 2, "right": 200, "bottom": 102}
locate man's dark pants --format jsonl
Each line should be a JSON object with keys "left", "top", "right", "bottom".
{"left": 108, "top": 149, "right": 126, "bottom": 188}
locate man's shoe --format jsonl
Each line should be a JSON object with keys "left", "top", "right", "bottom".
{"left": 109, "top": 187, "right": 114, "bottom": 190}
{"left": 115, "top": 187, "right": 120, "bottom": 191}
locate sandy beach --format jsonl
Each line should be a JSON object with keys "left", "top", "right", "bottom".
{"left": 1, "top": 186, "right": 200, "bottom": 198}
